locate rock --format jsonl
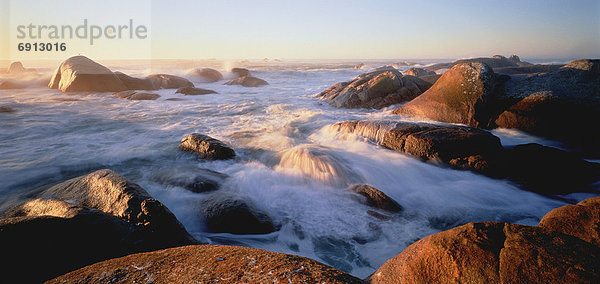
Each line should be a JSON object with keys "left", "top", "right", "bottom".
{"left": 424, "top": 54, "right": 531, "bottom": 72}
{"left": 494, "top": 64, "right": 562, "bottom": 75}
{"left": 419, "top": 74, "right": 442, "bottom": 85}
{"left": 179, "top": 133, "right": 236, "bottom": 160}
{"left": 317, "top": 69, "right": 432, "bottom": 109}
{"left": 47, "top": 245, "right": 361, "bottom": 283}
{"left": 393, "top": 62, "right": 507, "bottom": 128}
{"left": 369, "top": 222, "right": 600, "bottom": 283}
{"left": 224, "top": 75, "right": 269, "bottom": 87}
{"left": 175, "top": 86, "right": 217, "bottom": 95}
{"left": 201, "top": 194, "right": 276, "bottom": 234}
{"left": 38, "top": 169, "right": 197, "bottom": 247}
{"left": 0, "top": 80, "right": 26, "bottom": 89}
{"left": 151, "top": 167, "right": 227, "bottom": 193}
{"left": 7, "top": 62, "right": 27, "bottom": 74}
{"left": 354, "top": 63, "right": 365, "bottom": 69}
{"left": 48, "top": 56, "right": 128, "bottom": 92}
{"left": 539, "top": 197, "right": 600, "bottom": 247}
{"left": 349, "top": 184, "right": 402, "bottom": 212}
{"left": 114, "top": 71, "right": 156, "bottom": 90}
{"left": 231, "top": 67, "right": 250, "bottom": 78}
{"left": 147, "top": 74, "right": 194, "bottom": 89}
{"left": 404, "top": 67, "right": 436, "bottom": 77}
{"left": 330, "top": 120, "right": 502, "bottom": 163}
{"left": 191, "top": 68, "right": 223, "bottom": 82}
{"left": 0, "top": 106, "right": 15, "bottom": 112}
{"left": 114, "top": 90, "right": 160, "bottom": 100}
{"left": 494, "top": 59, "right": 600, "bottom": 154}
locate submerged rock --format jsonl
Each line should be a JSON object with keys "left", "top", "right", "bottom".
{"left": 224, "top": 75, "right": 269, "bottom": 87}
{"left": 151, "top": 167, "right": 228, "bottom": 193}
{"left": 47, "top": 245, "right": 361, "bottom": 283}
{"left": 231, "top": 67, "right": 250, "bottom": 78}
{"left": 317, "top": 69, "right": 431, "bottom": 109}
{"left": 191, "top": 68, "right": 223, "bottom": 82}
{"left": 147, "top": 74, "right": 194, "bottom": 89}
{"left": 349, "top": 184, "right": 402, "bottom": 212}
{"left": 179, "top": 133, "right": 236, "bottom": 160}
{"left": 175, "top": 86, "right": 217, "bottom": 95}
{"left": 201, "top": 194, "right": 276, "bottom": 234}
{"left": 48, "top": 56, "right": 128, "bottom": 92}
{"left": 114, "top": 90, "right": 160, "bottom": 100}
{"left": 0, "top": 106, "right": 15, "bottom": 112}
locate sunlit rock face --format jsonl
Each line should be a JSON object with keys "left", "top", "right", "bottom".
{"left": 49, "top": 56, "right": 128, "bottom": 92}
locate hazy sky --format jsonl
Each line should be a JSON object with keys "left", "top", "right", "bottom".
{"left": 1, "top": 0, "right": 599, "bottom": 60}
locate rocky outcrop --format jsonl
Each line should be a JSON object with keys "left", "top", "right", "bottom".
{"left": 179, "top": 133, "right": 236, "bottom": 160}
{"left": 349, "top": 184, "right": 402, "bottom": 212}
{"left": 224, "top": 75, "right": 269, "bottom": 87}
{"left": 48, "top": 56, "right": 128, "bottom": 92}
{"left": 201, "top": 194, "right": 276, "bottom": 234}
{"left": 317, "top": 69, "right": 432, "bottom": 109}
{"left": 191, "top": 68, "right": 223, "bottom": 82}
{"left": 7, "top": 62, "right": 27, "bottom": 74}
{"left": 39, "top": 169, "right": 197, "bottom": 246}
{"left": 48, "top": 245, "right": 361, "bottom": 283}
{"left": 393, "top": 62, "right": 507, "bottom": 128}
{"left": 404, "top": 67, "right": 436, "bottom": 77}
{"left": 494, "top": 64, "right": 562, "bottom": 75}
{"left": 175, "top": 86, "right": 217, "bottom": 95}
{"left": 151, "top": 167, "right": 227, "bottom": 193}
{"left": 231, "top": 67, "right": 250, "bottom": 78}
{"left": 114, "top": 90, "right": 160, "bottom": 100}
{"left": 0, "top": 80, "right": 26, "bottom": 89}
{"left": 147, "top": 74, "right": 194, "bottom": 89}
{"left": 539, "top": 197, "right": 600, "bottom": 247}
{"left": 114, "top": 71, "right": 156, "bottom": 90}
{"left": 425, "top": 54, "right": 532, "bottom": 72}
{"left": 369, "top": 221, "right": 600, "bottom": 283}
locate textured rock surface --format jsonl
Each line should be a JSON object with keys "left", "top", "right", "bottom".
{"left": 48, "top": 245, "right": 361, "bottom": 284}
{"left": 404, "top": 67, "right": 436, "bottom": 77}
{"left": 8, "top": 62, "right": 27, "bottom": 74}
{"left": 114, "top": 90, "right": 160, "bottom": 100}
{"left": 224, "top": 75, "right": 269, "bottom": 87}
{"left": 349, "top": 184, "right": 402, "bottom": 212}
{"left": 191, "top": 68, "right": 223, "bottom": 82}
{"left": 48, "top": 56, "right": 127, "bottom": 92}
{"left": 147, "top": 74, "right": 194, "bottom": 89}
{"left": 425, "top": 54, "right": 531, "bottom": 72}
{"left": 539, "top": 197, "right": 600, "bottom": 247}
{"left": 179, "top": 133, "right": 236, "bottom": 160}
{"left": 318, "top": 69, "right": 431, "bottom": 109}
{"left": 201, "top": 195, "right": 276, "bottom": 234}
{"left": 175, "top": 86, "right": 217, "bottom": 95}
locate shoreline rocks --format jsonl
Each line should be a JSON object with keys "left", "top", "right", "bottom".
{"left": 317, "top": 68, "right": 432, "bottom": 109}
{"left": 49, "top": 56, "right": 128, "bottom": 92}
{"left": 179, "top": 133, "right": 236, "bottom": 160}
{"left": 191, "top": 68, "right": 223, "bottom": 82}
{"left": 114, "top": 90, "right": 160, "bottom": 100}
{"left": 224, "top": 75, "right": 269, "bottom": 87}
{"left": 231, "top": 67, "right": 250, "bottom": 78}
{"left": 175, "top": 86, "right": 217, "bottom": 95}
{"left": 201, "top": 194, "right": 277, "bottom": 234}
{"left": 147, "top": 74, "right": 194, "bottom": 89}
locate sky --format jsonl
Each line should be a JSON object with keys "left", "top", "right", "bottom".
{"left": 1, "top": 0, "right": 599, "bottom": 61}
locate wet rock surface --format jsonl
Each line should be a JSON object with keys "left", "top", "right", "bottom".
{"left": 200, "top": 194, "right": 277, "bottom": 234}
{"left": 114, "top": 90, "right": 160, "bottom": 100}
{"left": 224, "top": 75, "right": 269, "bottom": 87}
{"left": 179, "top": 133, "right": 236, "bottom": 160}
{"left": 175, "top": 86, "right": 217, "bottom": 95}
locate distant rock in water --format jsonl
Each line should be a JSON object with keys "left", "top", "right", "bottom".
{"left": 424, "top": 54, "right": 532, "bottom": 72}
{"left": 317, "top": 69, "right": 432, "bottom": 109}
{"left": 114, "top": 71, "right": 156, "bottom": 90}
{"left": 404, "top": 67, "right": 436, "bottom": 77}
{"left": 114, "top": 90, "right": 160, "bottom": 100}
{"left": 191, "top": 68, "right": 223, "bottom": 82}
{"left": 349, "top": 184, "right": 402, "bottom": 212}
{"left": 231, "top": 67, "right": 250, "bottom": 78}
{"left": 8, "top": 62, "right": 27, "bottom": 74}
{"left": 147, "top": 74, "right": 194, "bottom": 89}
{"left": 275, "top": 145, "right": 359, "bottom": 186}
{"left": 354, "top": 63, "right": 365, "bottom": 69}
{"left": 0, "top": 80, "right": 26, "bottom": 89}
{"left": 369, "top": 196, "right": 600, "bottom": 283}
{"left": 224, "top": 75, "right": 269, "bottom": 87}
{"left": 176, "top": 86, "right": 217, "bottom": 95}
{"left": 0, "top": 106, "right": 15, "bottom": 112}
{"left": 201, "top": 194, "right": 277, "bottom": 234}
{"left": 48, "top": 56, "right": 128, "bottom": 92}
{"left": 47, "top": 245, "right": 361, "bottom": 283}
{"left": 393, "top": 62, "right": 507, "bottom": 128}
{"left": 151, "top": 167, "right": 227, "bottom": 193}
{"left": 179, "top": 133, "right": 236, "bottom": 160}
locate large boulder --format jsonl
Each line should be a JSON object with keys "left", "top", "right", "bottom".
{"left": 114, "top": 90, "right": 160, "bottom": 100}
{"left": 393, "top": 62, "right": 507, "bottom": 128}
{"left": 179, "top": 133, "right": 236, "bottom": 160}
{"left": 318, "top": 69, "right": 431, "bottom": 109}
{"left": 191, "top": 68, "right": 223, "bottom": 82}
{"left": 201, "top": 194, "right": 276, "bottom": 234}
{"left": 231, "top": 67, "right": 250, "bottom": 78}
{"left": 48, "top": 245, "right": 361, "bottom": 283}
{"left": 539, "top": 197, "right": 600, "bottom": 247}
{"left": 176, "top": 86, "right": 217, "bottom": 95}
{"left": 224, "top": 75, "right": 269, "bottom": 87}
{"left": 0, "top": 199, "right": 149, "bottom": 283}
{"left": 147, "top": 74, "right": 194, "bottom": 89}
{"left": 114, "top": 71, "right": 156, "bottom": 90}
{"left": 48, "top": 56, "right": 128, "bottom": 92}
{"left": 38, "top": 169, "right": 197, "bottom": 247}
{"left": 369, "top": 222, "right": 600, "bottom": 283}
